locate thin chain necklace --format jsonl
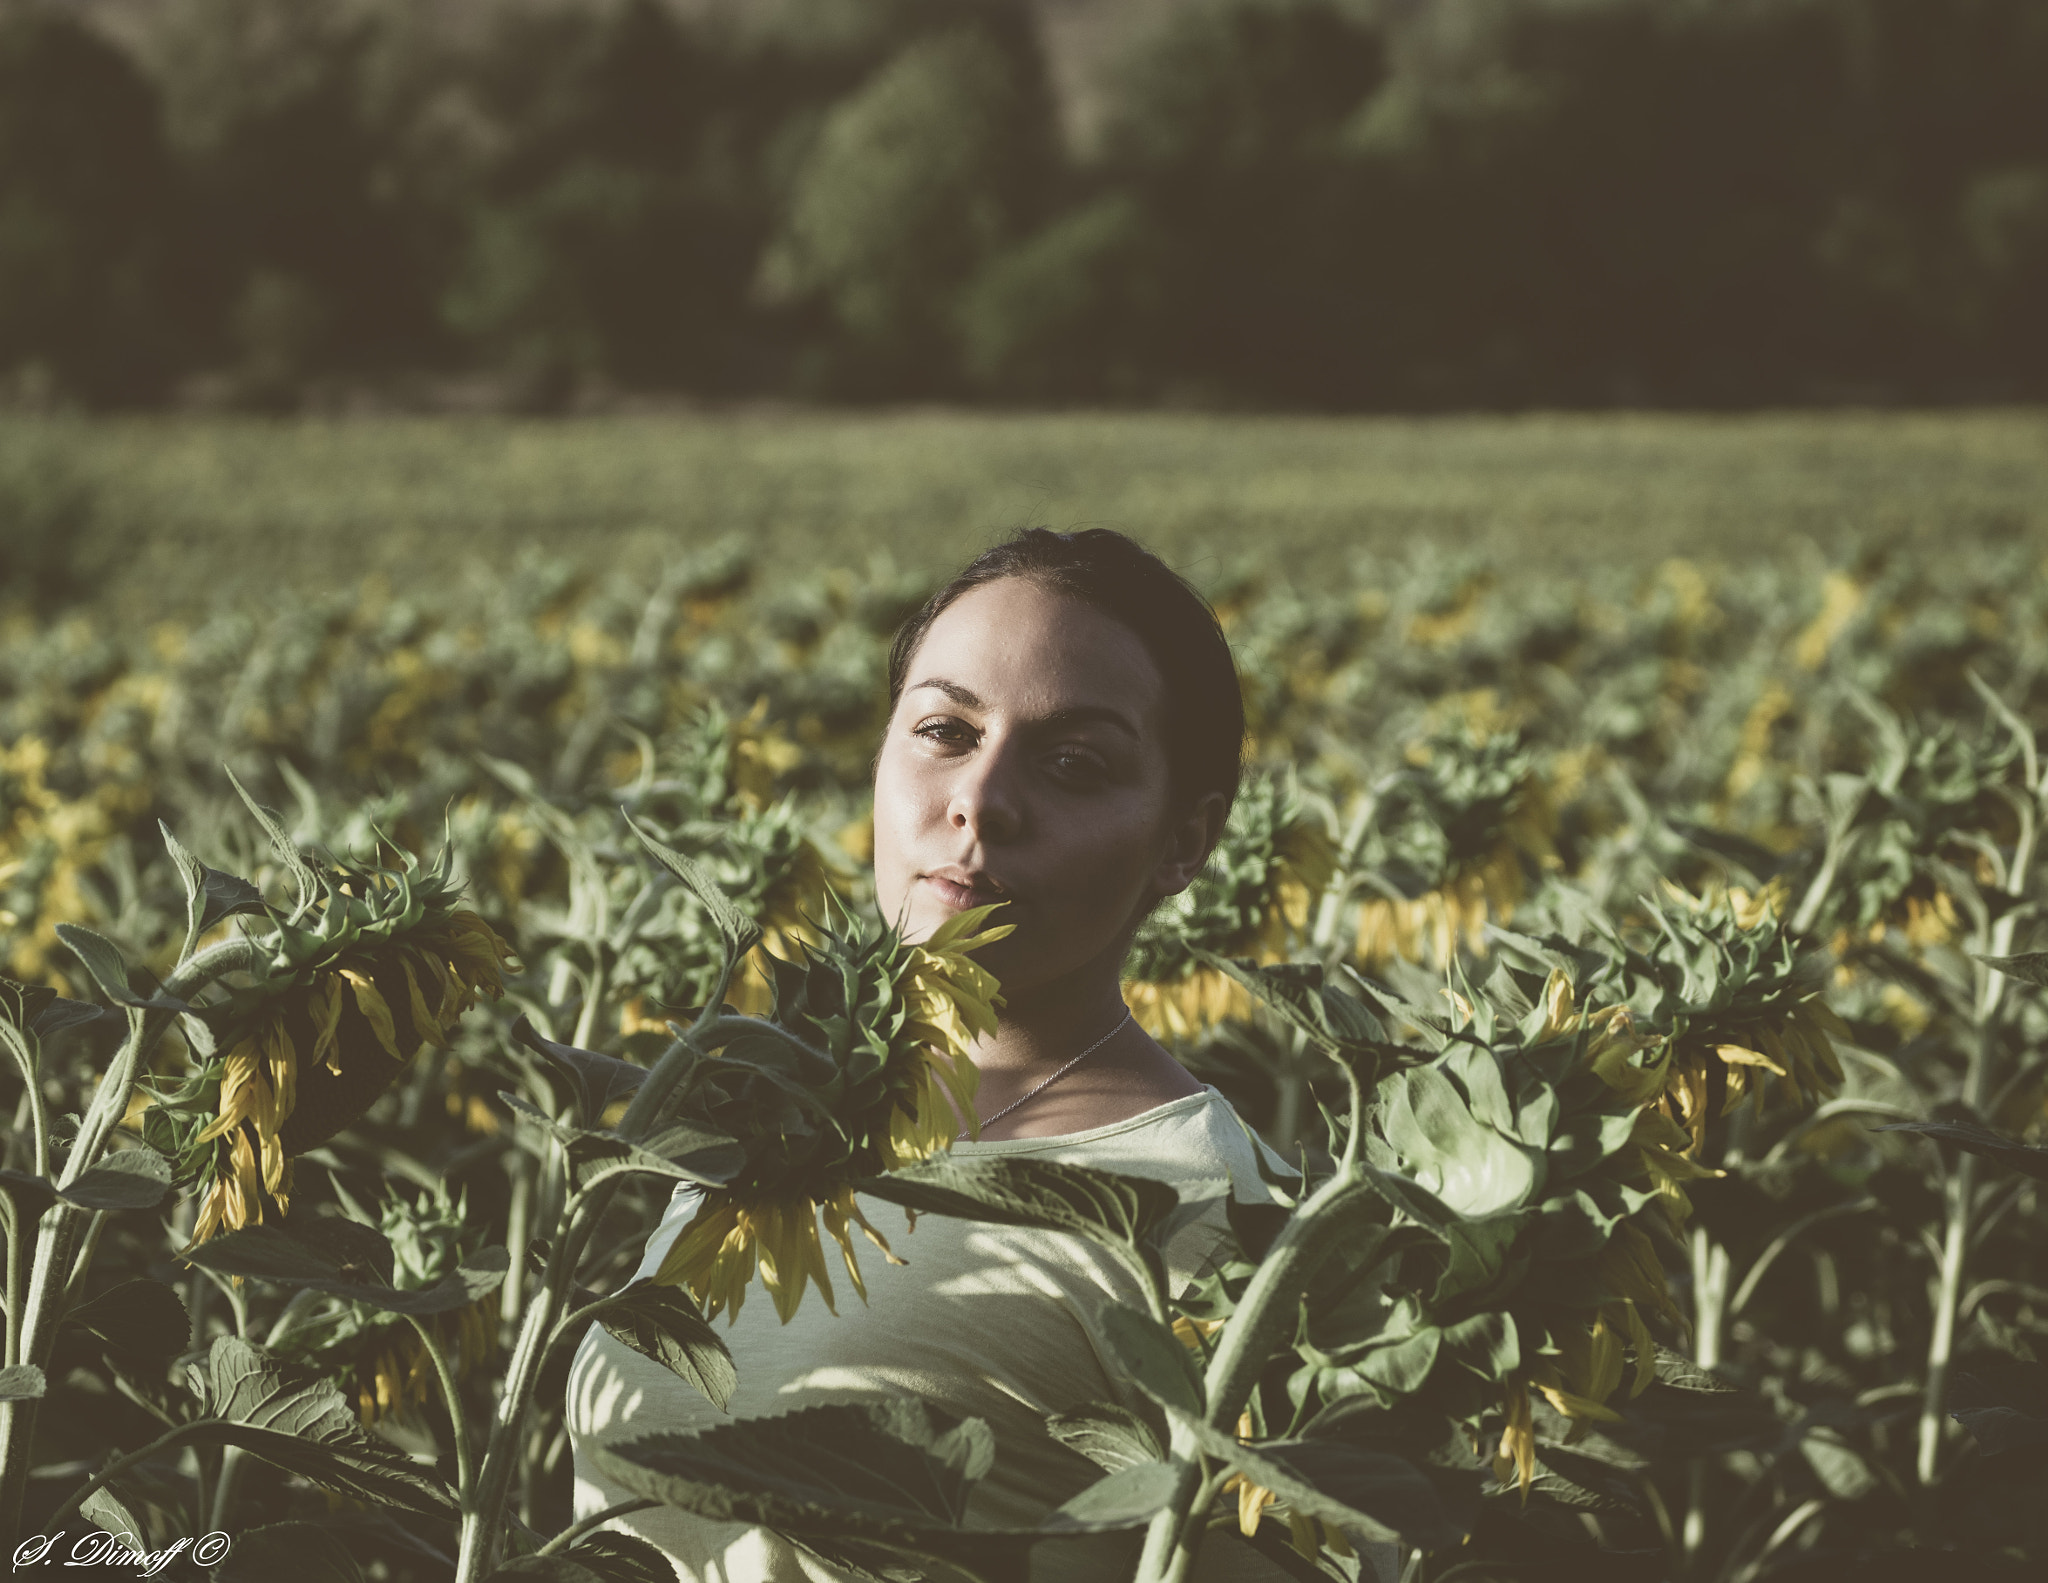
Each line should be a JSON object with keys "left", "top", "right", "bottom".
{"left": 958, "top": 1008, "right": 1134, "bottom": 1141}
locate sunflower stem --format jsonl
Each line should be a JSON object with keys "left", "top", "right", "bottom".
{"left": 538, "top": 1496, "right": 659, "bottom": 1554}
{"left": 457, "top": 1161, "right": 630, "bottom": 1580}
{"left": 408, "top": 1313, "right": 475, "bottom": 1498}
{"left": 44, "top": 1420, "right": 208, "bottom": 1536}
{"left": 1916, "top": 904, "right": 2016, "bottom": 1494}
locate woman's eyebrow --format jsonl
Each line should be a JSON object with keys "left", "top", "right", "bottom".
{"left": 1038, "top": 704, "right": 1140, "bottom": 739}
{"left": 910, "top": 677, "right": 982, "bottom": 708}
{"left": 910, "top": 678, "right": 1138, "bottom": 738}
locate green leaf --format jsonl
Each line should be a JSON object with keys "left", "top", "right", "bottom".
{"left": 1196, "top": 955, "right": 1391, "bottom": 1059}
{"left": 0, "top": 1363, "right": 46, "bottom": 1401}
{"left": 567, "top": 1126, "right": 746, "bottom": 1195}
{"left": 624, "top": 813, "right": 764, "bottom": 957}
{"left": 1349, "top": 1326, "right": 1442, "bottom": 1397}
{"left": 593, "top": 1398, "right": 1157, "bottom": 1583}
{"left": 79, "top": 1483, "right": 147, "bottom": 1548}
{"left": 1799, "top": 1426, "right": 1878, "bottom": 1500}
{"left": 1653, "top": 1348, "right": 1736, "bottom": 1393}
{"left": 0, "top": 1168, "right": 58, "bottom": 1222}
{"left": 858, "top": 1155, "right": 1181, "bottom": 1264}
{"left": 215, "top": 1523, "right": 365, "bottom": 1583}
{"left": 1041, "top": 1460, "right": 1184, "bottom": 1531}
{"left": 199, "top": 1336, "right": 457, "bottom": 1515}
{"left": 1973, "top": 952, "right": 2048, "bottom": 989}
{"left": 184, "top": 1221, "right": 507, "bottom": 1315}
{"left": 1145, "top": 1402, "right": 1457, "bottom": 1549}
{"left": 591, "top": 1401, "right": 1005, "bottom": 1577}
{"left": 59, "top": 1147, "right": 171, "bottom": 1211}
{"left": 1877, "top": 1119, "right": 2048, "bottom": 1181}
{"left": 67, "top": 1278, "right": 189, "bottom": 1357}
{"left": 1095, "top": 1303, "right": 1202, "bottom": 1417}
{"left": 594, "top": 1279, "right": 737, "bottom": 1411}
{"left": 225, "top": 765, "right": 320, "bottom": 910}
{"left": 486, "top": 1538, "right": 691, "bottom": 1583}
{"left": 486, "top": 1561, "right": 607, "bottom": 1583}
{"left": 161, "top": 823, "right": 265, "bottom": 945}
{"left": 1044, "top": 1403, "right": 1165, "bottom": 1473}
{"left": 557, "top": 1533, "right": 675, "bottom": 1583}
{"left": 54, "top": 924, "right": 191, "bottom": 1013}
{"left": 512, "top": 1016, "right": 650, "bottom": 1125}
{"left": 1379, "top": 1066, "right": 1541, "bottom": 1217}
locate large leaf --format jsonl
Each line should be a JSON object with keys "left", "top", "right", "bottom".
{"left": 594, "top": 1279, "right": 737, "bottom": 1410}
{"left": 225, "top": 766, "right": 320, "bottom": 910}
{"left": 59, "top": 1147, "right": 172, "bottom": 1211}
{"left": 80, "top": 1483, "right": 148, "bottom": 1549}
{"left": 1974, "top": 951, "right": 2048, "bottom": 989}
{"left": 0, "top": 1363, "right": 46, "bottom": 1401}
{"left": 1147, "top": 1402, "right": 1457, "bottom": 1549}
{"left": 1378, "top": 1066, "right": 1542, "bottom": 1217}
{"left": 1044, "top": 1403, "right": 1165, "bottom": 1473}
{"left": 858, "top": 1155, "right": 1181, "bottom": 1262}
{"left": 67, "top": 1278, "right": 189, "bottom": 1357}
{"left": 624, "top": 814, "right": 764, "bottom": 958}
{"left": 592, "top": 1400, "right": 1161, "bottom": 1583}
{"left": 0, "top": 1168, "right": 58, "bottom": 1222}
{"left": 1096, "top": 1303, "right": 1202, "bottom": 1417}
{"left": 161, "top": 822, "right": 268, "bottom": 942}
{"left": 198, "top": 1336, "right": 457, "bottom": 1515}
{"left": 54, "top": 924, "right": 191, "bottom": 1013}
{"left": 567, "top": 1125, "right": 746, "bottom": 1195}
{"left": 1948, "top": 1361, "right": 2048, "bottom": 1455}
{"left": 512, "top": 1016, "right": 650, "bottom": 1125}
{"left": 488, "top": 1534, "right": 671, "bottom": 1583}
{"left": 215, "top": 1522, "right": 366, "bottom": 1583}
{"left": 1197, "top": 955, "right": 1392, "bottom": 1061}
{"left": 558, "top": 1533, "right": 675, "bottom": 1583}
{"left": 183, "top": 1220, "right": 508, "bottom": 1315}
{"left": 1876, "top": 1119, "right": 2048, "bottom": 1181}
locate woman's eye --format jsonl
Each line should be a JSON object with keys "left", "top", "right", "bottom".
{"left": 912, "top": 717, "right": 974, "bottom": 749}
{"left": 1046, "top": 748, "right": 1108, "bottom": 785}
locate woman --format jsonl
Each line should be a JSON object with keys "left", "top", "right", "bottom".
{"left": 567, "top": 529, "right": 1303, "bottom": 1581}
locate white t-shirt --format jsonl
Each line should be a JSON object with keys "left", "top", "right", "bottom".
{"left": 565, "top": 1086, "right": 1313, "bottom": 1582}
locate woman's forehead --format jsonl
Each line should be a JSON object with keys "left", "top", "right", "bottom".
{"left": 905, "top": 578, "right": 1166, "bottom": 724}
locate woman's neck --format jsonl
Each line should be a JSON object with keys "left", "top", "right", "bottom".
{"left": 958, "top": 953, "right": 1204, "bottom": 1139}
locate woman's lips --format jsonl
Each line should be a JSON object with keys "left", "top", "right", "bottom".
{"left": 920, "top": 872, "right": 1007, "bottom": 911}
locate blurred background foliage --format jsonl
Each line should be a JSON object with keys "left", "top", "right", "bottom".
{"left": 3, "top": 0, "right": 2046, "bottom": 411}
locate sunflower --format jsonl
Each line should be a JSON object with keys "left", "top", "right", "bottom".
{"left": 168, "top": 854, "right": 515, "bottom": 1250}
{"left": 651, "top": 904, "right": 1010, "bottom": 1323}
{"left": 1124, "top": 776, "right": 1335, "bottom": 1042}
{"left": 277, "top": 1185, "right": 500, "bottom": 1424}
{"left": 1354, "top": 733, "right": 1556, "bottom": 970}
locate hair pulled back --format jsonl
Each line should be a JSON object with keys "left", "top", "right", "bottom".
{"left": 887, "top": 528, "right": 1245, "bottom": 818}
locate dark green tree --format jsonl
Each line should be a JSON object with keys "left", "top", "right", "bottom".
{"left": 0, "top": 9, "right": 177, "bottom": 403}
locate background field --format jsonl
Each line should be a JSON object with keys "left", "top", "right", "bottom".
{"left": 10, "top": 407, "right": 2048, "bottom": 618}
{"left": 6, "top": 404, "right": 2048, "bottom": 1578}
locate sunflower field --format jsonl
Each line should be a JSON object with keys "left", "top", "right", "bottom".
{"left": 3, "top": 525, "right": 2047, "bottom": 1582}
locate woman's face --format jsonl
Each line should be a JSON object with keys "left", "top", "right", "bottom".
{"left": 872, "top": 577, "right": 1220, "bottom": 998}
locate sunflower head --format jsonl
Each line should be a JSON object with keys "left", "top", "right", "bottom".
{"left": 651, "top": 903, "right": 1010, "bottom": 1323}
{"left": 151, "top": 847, "right": 515, "bottom": 1249}
{"left": 1354, "top": 729, "right": 1556, "bottom": 969}
{"left": 1124, "top": 774, "right": 1335, "bottom": 1041}
{"left": 274, "top": 1183, "right": 499, "bottom": 1424}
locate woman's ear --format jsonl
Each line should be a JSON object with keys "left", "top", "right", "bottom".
{"left": 1150, "top": 790, "right": 1228, "bottom": 898}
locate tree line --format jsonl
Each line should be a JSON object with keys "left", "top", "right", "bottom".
{"left": 3, "top": 0, "right": 2045, "bottom": 410}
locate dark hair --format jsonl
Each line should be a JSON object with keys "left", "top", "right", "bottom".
{"left": 887, "top": 528, "right": 1245, "bottom": 817}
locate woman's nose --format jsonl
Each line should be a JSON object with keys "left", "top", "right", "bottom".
{"left": 947, "top": 745, "right": 1024, "bottom": 844}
